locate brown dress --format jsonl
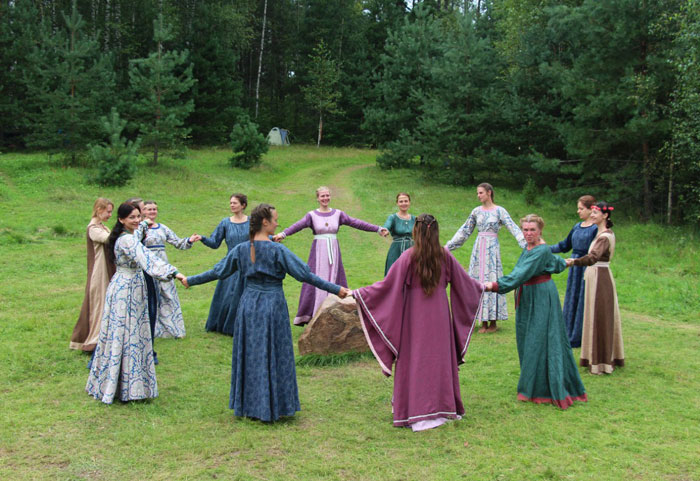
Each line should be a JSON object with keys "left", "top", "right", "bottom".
{"left": 573, "top": 230, "right": 624, "bottom": 374}
{"left": 70, "top": 221, "right": 115, "bottom": 351}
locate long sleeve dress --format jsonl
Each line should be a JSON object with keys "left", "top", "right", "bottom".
{"left": 86, "top": 233, "right": 178, "bottom": 404}
{"left": 550, "top": 222, "right": 598, "bottom": 348}
{"left": 279, "top": 209, "right": 381, "bottom": 325}
{"left": 144, "top": 223, "right": 192, "bottom": 339}
{"left": 494, "top": 244, "right": 587, "bottom": 409}
{"left": 446, "top": 206, "right": 526, "bottom": 322}
{"left": 200, "top": 218, "right": 250, "bottom": 335}
{"left": 382, "top": 213, "right": 415, "bottom": 275}
{"left": 187, "top": 241, "right": 341, "bottom": 421}
{"left": 70, "top": 220, "right": 115, "bottom": 352}
{"left": 572, "top": 231, "right": 624, "bottom": 374}
{"left": 354, "top": 248, "right": 484, "bottom": 430}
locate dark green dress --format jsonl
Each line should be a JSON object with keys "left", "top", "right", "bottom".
{"left": 495, "top": 244, "right": 587, "bottom": 409}
{"left": 383, "top": 213, "right": 415, "bottom": 275}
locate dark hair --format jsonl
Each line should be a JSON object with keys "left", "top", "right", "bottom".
{"left": 107, "top": 202, "right": 140, "bottom": 264}
{"left": 396, "top": 192, "right": 411, "bottom": 202}
{"left": 249, "top": 203, "right": 276, "bottom": 262}
{"left": 578, "top": 195, "right": 596, "bottom": 209}
{"left": 230, "top": 193, "right": 248, "bottom": 209}
{"left": 594, "top": 201, "right": 615, "bottom": 229}
{"left": 411, "top": 214, "right": 444, "bottom": 296}
{"left": 477, "top": 182, "right": 494, "bottom": 201}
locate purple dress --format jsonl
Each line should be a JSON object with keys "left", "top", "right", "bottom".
{"left": 280, "top": 209, "right": 381, "bottom": 325}
{"left": 354, "top": 249, "right": 484, "bottom": 429}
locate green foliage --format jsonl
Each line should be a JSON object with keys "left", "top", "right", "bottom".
{"left": 229, "top": 118, "right": 268, "bottom": 169}
{"left": 523, "top": 177, "right": 538, "bottom": 205}
{"left": 90, "top": 108, "right": 140, "bottom": 187}
{"left": 302, "top": 40, "right": 343, "bottom": 147}
{"left": 128, "top": 14, "right": 196, "bottom": 165}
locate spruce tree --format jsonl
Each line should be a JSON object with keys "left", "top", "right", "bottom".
{"left": 128, "top": 14, "right": 195, "bottom": 165}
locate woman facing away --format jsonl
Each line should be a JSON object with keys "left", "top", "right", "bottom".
{"left": 382, "top": 192, "right": 416, "bottom": 276}
{"left": 566, "top": 202, "right": 624, "bottom": 375}
{"left": 273, "top": 186, "right": 387, "bottom": 325}
{"left": 550, "top": 195, "right": 598, "bottom": 348}
{"left": 70, "top": 197, "right": 115, "bottom": 352}
{"left": 485, "top": 214, "right": 587, "bottom": 409}
{"left": 446, "top": 183, "right": 526, "bottom": 333}
{"left": 86, "top": 203, "right": 186, "bottom": 404}
{"left": 200, "top": 193, "right": 250, "bottom": 335}
{"left": 142, "top": 200, "right": 201, "bottom": 339}
{"left": 182, "top": 204, "right": 350, "bottom": 422}
{"left": 353, "top": 214, "right": 485, "bottom": 431}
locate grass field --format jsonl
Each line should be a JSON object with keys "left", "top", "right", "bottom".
{"left": 1, "top": 146, "right": 699, "bottom": 480}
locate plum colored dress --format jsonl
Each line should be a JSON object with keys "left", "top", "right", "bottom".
{"left": 279, "top": 209, "right": 381, "bottom": 325}
{"left": 354, "top": 248, "right": 484, "bottom": 430}
{"left": 494, "top": 244, "right": 587, "bottom": 409}
{"left": 550, "top": 222, "right": 598, "bottom": 347}
{"left": 201, "top": 217, "right": 250, "bottom": 335}
{"left": 382, "top": 213, "right": 415, "bottom": 275}
{"left": 187, "top": 241, "right": 341, "bottom": 421}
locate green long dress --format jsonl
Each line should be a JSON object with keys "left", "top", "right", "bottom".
{"left": 383, "top": 213, "right": 415, "bottom": 275}
{"left": 495, "top": 244, "right": 587, "bottom": 409}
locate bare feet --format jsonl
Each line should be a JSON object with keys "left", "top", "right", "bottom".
{"left": 478, "top": 321, "right": 488, "bottom": 333}
{"left": 486, "top": 321, "right": 498, "bottom": 333}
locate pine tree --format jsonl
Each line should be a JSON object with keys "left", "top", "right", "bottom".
{"left": 128, "top": 13, "right": 195, "bottom": 165}
{"left": 302, "top": 40, "right": 342, "bottom": 147}
{"left": 91, "top": 108, "right": 140, "bottom": 187}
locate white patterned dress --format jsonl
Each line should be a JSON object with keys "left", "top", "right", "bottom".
{"left": 86, "top": 232, "right": 178, "bottom": 404}
{"left": 144, "top": 223, "right": 192, "bottom": 338}
{"left": 446, "top": 206, "right": 526, "bottom": 322}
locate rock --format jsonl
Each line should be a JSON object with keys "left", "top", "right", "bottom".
{"left": 297, "top": 295, "right": 369, "bottom": 356}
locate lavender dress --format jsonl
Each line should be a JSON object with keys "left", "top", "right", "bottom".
{"left": 280, "top": 209, "right": 381, "bottom": 325}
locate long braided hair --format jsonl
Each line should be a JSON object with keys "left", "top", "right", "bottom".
{"left": 411, "top": 214, "right": 444, "bottom": 296}
{"left": 248, "top": 203, "right": 276, "bottom": 262}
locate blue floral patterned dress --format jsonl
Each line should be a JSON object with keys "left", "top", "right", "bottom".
{"left": 550, "top": 222, "right": 598, "bottom": 348}
{"left": 86, "top": 231, "right": 178, "bottom": 404}
{"left": 187, "top": 241, "right": 341, "bottom": 421}
{"left": 144, "top": 223, "right": 192, "bottom": 339}
{"left": 446, "top": 206, "right": 526, "bottom": 322}
{"left": 201, "top": 218, "right": 250, "bottom": 335}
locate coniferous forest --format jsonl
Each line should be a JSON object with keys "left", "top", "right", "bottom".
{"left": 1, "top": 0, "right": 699, "bottom": 223}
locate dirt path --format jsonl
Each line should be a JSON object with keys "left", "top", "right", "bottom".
{"left": 324, "top": 163, "right": 373, "bottom": 208}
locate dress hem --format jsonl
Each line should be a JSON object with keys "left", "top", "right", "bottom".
{"left": 517, "top": 392, "right": 588, "bottom": 410}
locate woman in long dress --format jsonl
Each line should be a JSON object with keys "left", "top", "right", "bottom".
{"left": 353, "top": 214, "right": 484, "bottom": 431}
{"left": 86, "top": 203, "right": 185, "bottom": 404}
{"left": 550, "top": 195, "right": 598, "bottom": 348}
{"left": 200, "top": 193, "right": 249, "bottom": 335}
{"left": 446, "top": 182, "right": 525, "bottom": 333}
{"left": 382, "top": 192, "right": 415, "bottom": 275}
{"left": 183, "top": 204, "right": 350, "bottom": 421}
{"left": 142, "top": 200, "right": 200, "bottom": 339}
{"left": 567, "top": 202, "right": 624, "bottom": 374}
{"left": 70, "top": 198, "right": 115, "bottom": 352}
{"left": 485, "top": 214, "right": 587, "bottom": 409}
{"left": 273, "top": 186, "right": 387, "bottom": 325}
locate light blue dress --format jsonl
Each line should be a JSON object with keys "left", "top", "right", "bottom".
{"left": 86, "top": 232, "right": 178, "bottom": 404}
{"left": 187, "top": 241, "right": 341, "bottom": 421}
{"left": 201, "top": 218, "right": 250, "bottom": 335}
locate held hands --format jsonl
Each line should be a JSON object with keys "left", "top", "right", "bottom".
{"left": 484, "top": 282, "right": 494, "bottom": 292}
{"left": 378, "top": 228, "right": 389, "bottom": 238}
{"left": 176, "top": 273, "right": 189, "bottom": 288}
{"left": 565, "top": 258, "right": 575, "bottom": 267}
{"left": 189, "top": 234, "right": 202, "bottom": 243}
{"left": 272, "top": 234, "right": 284, "bottom": 243}
{"left": 144, "top": 218, "right": 154, "bottom": 226}
{"left": 337, "top": 287, "right": 351, "bottom": 299}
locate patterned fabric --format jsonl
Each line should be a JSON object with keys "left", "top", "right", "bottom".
{"left": 550, "top": 222, "right": 598, "bottom": 347}
{"left": 187, "top": 241, "right": 341, "bottom": 421}
{"left": 446, "top": 206, "right": 526, "bottom": 321}
{"left": 144, "top": 223, "right": 192, "bottom": 338}
{"left": 382, "top": 213, "right": 415, "bottom": 275}
{"left": 200, "top": 218, "right": 250, "bottom": 335}
{"left": 86, "top": 230, "right": 178, "bottom": 404}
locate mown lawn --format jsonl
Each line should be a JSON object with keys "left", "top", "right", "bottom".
{"left": 0, "top": 146, "right": 698, "bottom": 480}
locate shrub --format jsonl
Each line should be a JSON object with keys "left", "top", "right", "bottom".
{"left": 229, "top": 119, "right": 268, "bottom": 169}
{"left": 91, "top": 109, "right": 139, "bottom": 187}
{"left": 523, "top": 177, "right": 537, "bottom": 205}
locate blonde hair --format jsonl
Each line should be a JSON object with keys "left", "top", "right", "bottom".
{"left": 316, "top": 186, "right": 331, "bottom": 198}
{"left": 92, "top": 197, "right": 113, "bottom": 218}
{"left": 520, "top": 214, "right": 545, "bottom": 230}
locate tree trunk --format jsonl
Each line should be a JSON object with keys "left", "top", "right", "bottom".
{"left": 317, "top": 111, "right": 323, "bottom": 147}
{"left": 255, "top": 0, "right": 268, "bottom": 119}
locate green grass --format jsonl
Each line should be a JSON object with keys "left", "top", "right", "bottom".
{"left": 0, "top": 146, "right": 699, "bottom": 480}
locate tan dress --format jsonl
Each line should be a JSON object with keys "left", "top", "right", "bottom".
{"left": 573, "top": 230, "right": 624, "bottom": 374}
{"left": 70, "top": 221, "right": 115, "bottom": 351}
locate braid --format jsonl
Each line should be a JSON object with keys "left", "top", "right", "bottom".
{"left": 249, "top": 203, "right": 275, "bottom": 262}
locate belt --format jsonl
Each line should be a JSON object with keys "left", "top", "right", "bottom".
{"left": 593, "top": 262, "right": 610, "bottom": 267}
{"left": 115, "top": 266, "right": 139, "bottom": 275}
{"left": 392, "top": 236, "right": 413, "bottom": 249}
{"left": 515, "top": 274, "right": 552, "bottom": 308}
{"left": 314, "top": 233, "right": 337, "bottom": 265}
{"left": 246, "top": 280, "right": 283, "bottom": 292}
{"left": 146, "top": 245, "right": 165, "bottom": 249}
{"left": 478, "top": 232, "right": 498, "bottom": 237}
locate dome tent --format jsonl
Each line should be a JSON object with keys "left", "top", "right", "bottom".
{"left": 267, "top": 127, "right": 291, "bottom": 146}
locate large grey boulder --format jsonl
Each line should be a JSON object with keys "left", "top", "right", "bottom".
{"left": 297, "top": 295, "right": 369, "bottom": 355}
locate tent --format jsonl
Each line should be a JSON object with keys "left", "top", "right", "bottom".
{"left": 267, "top": 127, "right": 291, "bottom": 146}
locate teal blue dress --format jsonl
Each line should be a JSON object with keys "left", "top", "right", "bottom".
{"left": 496, "top": 245, "right": 587, "bottom": 409}
{"left": 383, "top": 213, "right": 415, "bottom": 275}
{"left": 187, "top": 241, "right": 341, "bottom": 421}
